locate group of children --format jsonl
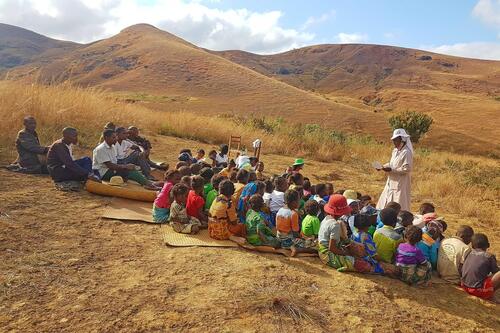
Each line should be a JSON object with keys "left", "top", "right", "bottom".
{"left": 151, "top": 148, "right": 499, "bottom": 302}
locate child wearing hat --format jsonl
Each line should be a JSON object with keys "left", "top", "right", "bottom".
{"left": 317, "top": 194, "right": 372, "bottom": 273}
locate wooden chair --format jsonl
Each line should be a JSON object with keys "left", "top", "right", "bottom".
{"left": 228, "top": 135, "right": 241, "bottom": 157}
{"left": 253, "top": 140, "right": 262, "bottom": 160}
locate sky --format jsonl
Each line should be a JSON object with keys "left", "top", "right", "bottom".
{"left": 0, "top": 0, "right": 499, "bottom": 60}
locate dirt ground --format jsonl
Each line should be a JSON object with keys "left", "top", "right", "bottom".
{"left": 1, "top": 135, "right": 499, "bottom": 333}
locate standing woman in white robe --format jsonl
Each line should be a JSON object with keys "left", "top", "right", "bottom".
{"left": 376, "top": 128, "right": 414, "bottom": 211}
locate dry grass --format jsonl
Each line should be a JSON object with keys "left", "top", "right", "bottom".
{"left": 0, "top": 80, "right": 498, "bottom": 226}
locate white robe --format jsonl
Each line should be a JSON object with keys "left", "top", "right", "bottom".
{"left": 376, "top": 144, "right": 413, "bottom": 211}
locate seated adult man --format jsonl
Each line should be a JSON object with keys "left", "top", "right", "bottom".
{"left": 127, "top": 126, "right": 167, "bottom": 170}
{"left": 92, "top": 129, "right": 156, "bottom": 189}
{"left": 12, "top": 116, "right": 49, "bottom": 174}
{"left": 46, "top": 127, "right": 96, "bottom": 183}
{"left": 115, "top": 127, "right": 153, "bottom": 180}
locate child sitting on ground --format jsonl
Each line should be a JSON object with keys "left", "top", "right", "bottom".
{"left": 302, "top": 178, "right": 312, "bottom": 201}
{"left": 373, "top": 208, "right": 403, "bottom": 263}
{"left": 204, "top": 174, "right": 225, "bottom": 211}
{"left": 417, "top": 220, "right": 444, "bottom": 270}
{"left": 359, "top": 195, "right": 372, "bottom": 209}
{"left": 353, "top": 214, "right": 385, "bottom": 274}
{"left": 245, "top": 194, "right": 280, "bottom": 248}
{"left": 232, "top": 169, "right": 250, "bottom": 203}
{"left": 195, "top": 149, "right": 205, "bottom": 163}
{"left": 269, "top": 176, "right": 288, "bottom": 227}
{"left": 152, "top": 170, "right": 182, "bottom": 223}
{"left": 263, "top": 179, "right": 274, "bottom": 207}
{"left": 413, "top": 202, "right": 436, "bottom": 228}
{"left": 169, "top": 183, "right": 202, "bottom": 234}
{"left": 219, "top": 159, "right": 236, "bottom": 178}
{"left": 461, "top": 233, "right": 500, "bottom": 301}
{"left": 180, "top": 175, "right": 191, "bottom": 188}
{"left": 395, "top": 210, "right": 414, "bottom": 237}
{"left": 276, "top": 189, "right": 316, "bottom": 256}
{"left": 255, "top": 161, "right": 266, "bottom": 181}
{"left": 301, "top": 200, "right": 321, "bottom": 248}
{"left": 376, "top": 201, "right": 401, "bottom": 229}
{"left": 324, "top": 183, "right": 334, "bottom": 202}
{"left": 208, "top": 179, "right": 246, "bottom": 240}
{"left": 396, "top": 225, "right": 432, "bottom": 286}
{"left": 199, "top": 167, "right": 214, "bottom": 198}
{"left": 186, "top": 175, "right": 208, "bottom": 227}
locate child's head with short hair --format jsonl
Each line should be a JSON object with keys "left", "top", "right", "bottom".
{"left": 288, "top": 173, "right": 304, "bottom": 186}
{"left": 354, "top": 214, "right": 372, "bottom": 232}
{"left": 264, "top": 180, "right": 274, "bottom": 194}
{"left": 303, "top": 179, "right": 311, "bottom": 191}
{"left": 190, "top": 175, "right": 205, "bottom": 194}
{"left": 164, "top": 169, "right": 182, "bottom": 184}
{"left": 228, "top": 159, "right": 236, "bottom": 169}
{"left": 248, "top": 172, "right": 257, "bottom": 182}
{"left": 172, "top": 183, "right": 190, "bottom": 204}
{"left": 274, "top": 176, "right": 288, "bottom": 192}
{"left": 255, "top": 181, "right": 266, "bottom": 196}
{"left": 229, "top": 170, "right": 237, "bottom": 183}
{"left": 325, "top": 183, "right": 334, "bottom": 196}
{"left": 304, "top": 200, "right": 320, "bottom": 217}
{"left": 284, "top": 189, "right": 300, "bottom": 210}
{"left": 219, "top": 179, "right": 235, "bottom": 197}
{"left": 180, "top": 176, "right": 191, "bottom": 188}
{"left": 399, "top": 210, "right": 414, "bottom": 227}
{"left": 196, "top": 149, "right": 205, "bottom": 160}
{"left": 200, "top": 167, "right": 214, "bottom": 184}
{"left": 471, "top": 233, "right": 490, "bottom": 250}
{"left": 405, "top": 225, "right": 423, "bottom": 245}
{"left": 256, "top": 161, "right": 264, "bottom": 172}
{"left": 315, "top": 183, "right": 327, "bottom": 197}
{"left": 456, "top": 225, "right": 474, "bottom": 245}
{"left": 175, "top": 161, "right": 188, "bottom": 170}
{"left": 208, "top": 150, "right": 217, "bottom": 160}
{"left": 189, "top": 163, "right": 202, "bottom": 175}
{"left": 211, "top": 174, "right": 226, "bottom": 193}
{"left": 178, "top": 166, "right": 191, "bottom": 177}
{"left": 359, "top": 195, "right": 372, "bottom": 207}
{"left": 419, "top": 202, "right": 435, "bottom": 215}
{"left": 380, "top": 207, "right": 398, "bottom": 227}
{"left": 385, "top": 201, "right": 402, "bottom": 215}
{"left": 249, "top": 194, "right": 264, "bottom": 211}
{"left": 236, "top": 169, "right": 250, "bottom": 184}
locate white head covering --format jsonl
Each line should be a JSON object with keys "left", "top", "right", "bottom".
{"left": 390, "top": 128, "right": 413, "bottom": 153}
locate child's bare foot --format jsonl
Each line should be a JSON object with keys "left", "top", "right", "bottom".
{"left": 290, "top": 246, "right": 298, "bottom": 257}
{"left": 191, "top": 225, "right": 200, "bottom": 234}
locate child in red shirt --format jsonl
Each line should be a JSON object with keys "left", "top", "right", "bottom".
{"left": 186, "top": 175, "right": 208, "bottom": 227}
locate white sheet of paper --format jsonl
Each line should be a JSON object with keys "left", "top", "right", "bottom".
{"left": 372, "top": 161, "right": 383, "bottom": 170}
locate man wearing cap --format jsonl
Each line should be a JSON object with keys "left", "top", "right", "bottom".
{"left": 46, "top": 127, "right": 97, "bottom": 183}
{"left": 376, "top": 128, "right": 414, "bottom": 211}
{"left": 12, "top": 116, "right": 49, "bottom": 174}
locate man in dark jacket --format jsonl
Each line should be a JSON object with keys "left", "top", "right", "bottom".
{"left": 46, "top": 127, "right": 96, "bottom": 182}
{"left": 14, "top": 116, "right": 49, "bottom": 174}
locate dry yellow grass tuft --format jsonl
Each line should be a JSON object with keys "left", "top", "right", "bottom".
{"left": 0, "top": 80, "right": 498, "bottom": 229}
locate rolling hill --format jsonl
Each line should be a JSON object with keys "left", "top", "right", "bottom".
{"left": 0, "top": 23, "right": 79, "bottom": 70}
{"left": 1, "top": 23, "right": 499, "bottom": 155}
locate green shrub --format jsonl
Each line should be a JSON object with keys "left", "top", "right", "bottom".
{"left": 389, "top": 110, "right": 433, "bottom": 143}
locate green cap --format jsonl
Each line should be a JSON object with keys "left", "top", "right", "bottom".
{"left": 293, "top": 158, "right": 305, "bottom": 166}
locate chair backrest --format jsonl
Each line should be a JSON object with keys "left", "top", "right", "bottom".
{"left": 228, "top": 135, "right": 241, "bottom": 157}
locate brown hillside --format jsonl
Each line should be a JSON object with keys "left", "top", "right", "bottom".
{"left": 216, "top": 45, "right": 500, "bottom": 156}
{"left": 3, "top": 24, "right": 500, "bottom": 155}
{"left": 0, "top": 23, "right": 79, "bottom": 70}
{"left": 5, "top": 24, "right": 388, "bottom": 139}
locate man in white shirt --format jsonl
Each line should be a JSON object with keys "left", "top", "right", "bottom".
{"left": 215, "top": 144, "right": 229, "bottom": 167}
{"left": 92, "top": 129, "right": 153, "bottom": 188}
{"left": 115, "top": 127, "right": 153, "bottom": 180}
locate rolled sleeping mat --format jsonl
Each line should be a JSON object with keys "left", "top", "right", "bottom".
{"left": 85, "top": 180, "right": 157, "bottom": 202}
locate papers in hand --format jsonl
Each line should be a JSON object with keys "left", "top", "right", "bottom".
{"left": 372, "top": 161, "right": 383, "bottom": 170}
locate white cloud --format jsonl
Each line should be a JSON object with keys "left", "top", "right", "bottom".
{"left": 301, "top": 10, "right": 335, "bottom": 30}
{"left": 335, "top": 32, "right": 368, "bottom": 43}
{"left": 423, "top": 42, "right": 500, "bottom": 60}
{"left": 0, "top": 0, "right": 314, "bottom": 54}
{"left": 473, "top": 0, "right": 500, "bottom": 28}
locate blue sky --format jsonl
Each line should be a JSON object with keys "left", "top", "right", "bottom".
{"left": 1, "top": 0, "right": 499, "bottom": 59}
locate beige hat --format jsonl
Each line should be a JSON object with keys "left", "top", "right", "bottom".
{"left": 343, "top": 189, "right": 358, "bottom": 200}
{"left": 109, "top": 176, "right": 125, "bottom": 186}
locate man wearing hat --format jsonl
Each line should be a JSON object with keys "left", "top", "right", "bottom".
{"left": 46, "top": 127, "right": 97, "bottom": 183}
{"left": 376, "top": 128, "right": 414, "bottom": 211}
